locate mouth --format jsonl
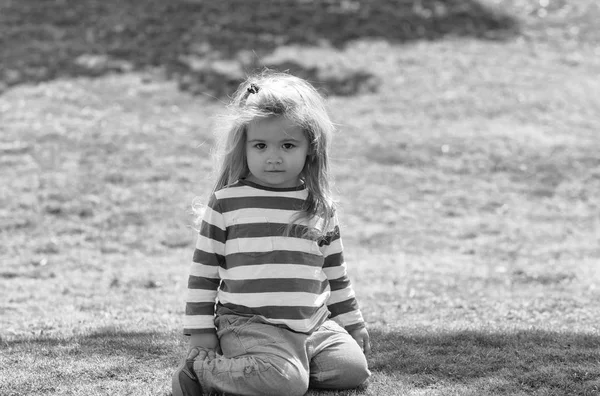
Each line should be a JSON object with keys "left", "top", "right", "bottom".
{"left": 265, "top": 170, "right": 285, "bottom": 173}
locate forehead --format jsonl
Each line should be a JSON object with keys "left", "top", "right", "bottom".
{"left": 247, "top": 116, "right": 306, "bottom": 141}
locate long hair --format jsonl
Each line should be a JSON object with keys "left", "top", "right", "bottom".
{"left": 208, "top": 70, "right": 337, "bottom": 236}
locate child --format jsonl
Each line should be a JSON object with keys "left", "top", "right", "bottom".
{"left": 173, "top": 71, "right": 371, "bottom": 396}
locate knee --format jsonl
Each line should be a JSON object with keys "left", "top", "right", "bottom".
{"left": 280, "top": 362, "right": 309, "bottom": 396}
{"left": 284, "top": 379, "right": 310, "bottom": 396}
{"left": 341, "top": 356, "right": 370, "bottom": 388}
{"left": 260, "top": 359, "right": 309, "bottom": 396}
{"left": 314, "top": 353, "right": 370, "bottom": 389}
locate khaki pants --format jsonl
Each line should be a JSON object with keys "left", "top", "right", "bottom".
{"left": 193, "top": 315, "right": 370, "bottom": 396}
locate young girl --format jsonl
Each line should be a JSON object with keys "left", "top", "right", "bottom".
{"left": 173, "top": 71, "right": 371, "bottom": 396}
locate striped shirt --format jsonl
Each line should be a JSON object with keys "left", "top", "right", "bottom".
{"left": 183, "top": 179, "right": 365, "bottom": 335}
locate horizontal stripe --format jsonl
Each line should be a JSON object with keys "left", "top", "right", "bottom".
{"left": 200, "top": 220, "right": 226, "bottom": 242}
{"left": 221, "top": 278, "right": 329, "bottom": 294}
{"left": 322, "top": 238, "right": 343, "bottom": 256}
{"left": 202, "top": 204, "right": 226, "bottom": 231}
{"left": 332, "top": 310, "right": 365, "bottom": 329}
{"left": 189, "top": 262, "right": 220, "bottom": 278}
{"left": 184, "top": 327, "right": 216, "bottom": 335}
{"left": 328, "top": 287, "right": 356, "bottom": 305}
{"left": 227, "top": 222, "right": 314, "bottom": 240}
{"left": 206, "top": 193, "right": 220, "bottom": 209}
{"left": 323, "top": 265, "right": 346, "bottom": 279}
{"left": 222, "top": 263, "right": 325, "bottom": 280}
{"left": 223, "top": 208, "right": 323, "bottom": 230}
{"left": 187, "top": 275, "right": 220, "bottom": 290}
{"left": 223, "top": 208, "right": 293, "bottom": 226}
{"left": 186, "top": 288, "right": 218, "bottom": 302}
{"left": 227, "top": 222, "right": 284, "bottom": 239}
{"left": 192, "top": 248, "right": 223, "bottom": 267}
{"left": 218, "top": 302, "right": 323, "bottom": 320}
{"left": 217, "top": 184, "right": 308, "bottom": 199}
{"left": 185, "top": 301, "right": 216, "bottom": 316}
{"left": 328, "top": 298, "right": 359, "bottom": 317}
{"left": 323, "top": 252, "right": 344, "bottom": 268}
{"left": 183, "top": 314, "right": 215, "bottom": 328}
{"left": 183, "top": 314, "right": 216, "bottom": 330}
{"left": 226, "top": 250, "right": 323, "bottom": 268}
{"left": 228, "top": 236, "right": 319, "bottom": 255}
{"left": 219, "top": 196, "right": 306, "bottom": 213}
{"left": 343, "top": 322, "right": 365, "bottom": 333}
{"left": 219, "top": 290, "right": 329, "bottom": 308}
{"left": 329, "top": 277, "right": 351, "bottom": 291}
{"left": 195, "top": 235, "right": 225, "bottom": 256}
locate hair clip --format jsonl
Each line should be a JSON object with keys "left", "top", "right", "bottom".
{"left": 247, "top": 83, "right": 260, "bottom": 95}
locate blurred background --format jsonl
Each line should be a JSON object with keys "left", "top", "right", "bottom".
{"left": 3, "top": 0, "right": 594, "bottom": 96}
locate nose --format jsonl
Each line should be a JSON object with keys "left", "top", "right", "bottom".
{"left": 267, "top": 150, "right": 282, "bottom": 164}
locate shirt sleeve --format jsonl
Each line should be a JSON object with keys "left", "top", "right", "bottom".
{"left": 183, "top": 194, "right": 225, "bottom": 335}
{"left": 320, "top": 214, "right": 366, "bottom": 332}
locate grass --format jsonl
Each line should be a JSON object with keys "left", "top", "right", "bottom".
{"left": 1, "top": 0, "right": 600, "bottom": 395}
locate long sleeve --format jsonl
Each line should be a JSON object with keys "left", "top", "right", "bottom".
{"left": 321, "top": 215, "right": 365, "bottom": 332}
{"left": 183, "top": 194, "right": 225, "bottom": 335}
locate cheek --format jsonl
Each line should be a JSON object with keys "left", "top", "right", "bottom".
{"left": 246, "top": 152, "right": 259, "bottom": 164}
{"left": 245, "top": 150, "right": 257, "bottom": 166}
{"left": 295, "top": 153, "right": 309, "bottom": 168}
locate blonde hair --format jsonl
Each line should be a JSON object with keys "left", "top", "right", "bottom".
{"left": 209, "top": 70, "right": 337, "bottom": 236}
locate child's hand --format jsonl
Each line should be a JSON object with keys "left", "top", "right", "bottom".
{"left": 187, "top": 347, "right": 218, "bottom": 362}
{"left": 349, "top": 327, "right": 371, "bottom": 356}
{"left": 187, "top": 332, "right": 221, "bottom": 363}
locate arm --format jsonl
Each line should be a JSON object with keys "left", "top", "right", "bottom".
{"left": 321, "top": 214, "right": 367, "bottom": 334}
{"left": 183, "top": 194, "right": 225, "bottom": 350}
{"left": 321, "top": 216, "right": 371, "bottom": 354}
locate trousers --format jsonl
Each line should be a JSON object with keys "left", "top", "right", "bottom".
{"left": 193, "top": 315, "right": 370, "bottom": 396}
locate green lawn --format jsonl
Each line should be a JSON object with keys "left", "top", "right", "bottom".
{"left": 1, "top": 1, "right": 600, "bottom": 395}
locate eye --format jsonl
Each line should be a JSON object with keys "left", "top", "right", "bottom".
{"left": 282, "top": 143, "right": 296, "bottom": 149}
{"left": 254, "top": 143, "right": 266, "bottom": 150}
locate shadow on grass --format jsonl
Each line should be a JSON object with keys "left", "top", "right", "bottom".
{"left": 0, "top": 0, "right": 519, "bottom": 89}
{"left": 4, "top": 327, "right": 600, "bottom": 394}
{"left": 369, "top": 328, "right": 600, "bottom": 394}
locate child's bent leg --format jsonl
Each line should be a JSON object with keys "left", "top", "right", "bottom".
{"left": 196, "top": 352, "right": 308, "bottom": 396}
{"left": 194, "top": 316, "right": 310, "bottom": 396}
{"left": 308, "top": 320, "right": 370, "bottom": 390}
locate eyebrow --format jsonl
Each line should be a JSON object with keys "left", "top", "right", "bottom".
{"left": 247, "top": 138, "right": 301, "bottom": 143}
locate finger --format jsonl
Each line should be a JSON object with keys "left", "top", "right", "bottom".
{"left": 363, "top": 338, "right": 372, "bottom": 355}
{"left": 207, "top": 350, "right": 216, "bottom": 360}
{"left": 197, "top": 349, "right": 208, "bottom": 361}
{"left": 351, "top": 335, "right": 364, "bottom": 352}
{"left": 186, "top": 348, "right": 199, "bottom": 360}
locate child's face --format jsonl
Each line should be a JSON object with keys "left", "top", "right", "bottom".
{"left": 245, "top": 116, "right": 309, "bottom": 188}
